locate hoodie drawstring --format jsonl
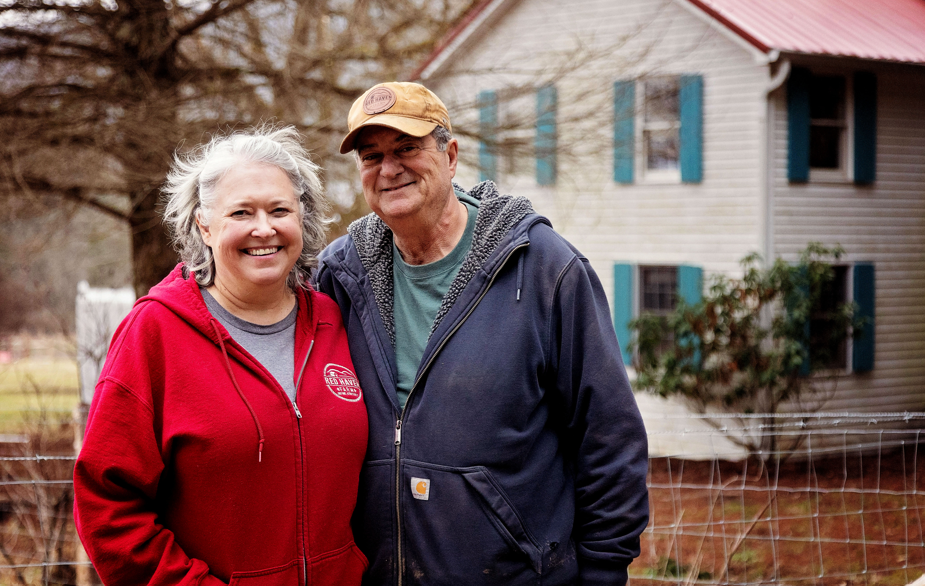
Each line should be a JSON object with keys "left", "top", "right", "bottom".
{"left": 516, "top": 251, "right": 525, "bottom": 301}
{"left": 211, "top": 319, "right": 266, "bottom": 463}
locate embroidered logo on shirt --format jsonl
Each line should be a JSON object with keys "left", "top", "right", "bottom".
{"left": 323, "top": 364, "right": 363, "bottom": 402}
{"left": 411, "top": 477, "right": 431, "bottom": 500}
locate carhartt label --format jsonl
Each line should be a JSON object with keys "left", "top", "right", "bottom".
{"left": 323, "top": 364, "right": 362, "bottom": 402}
{"left": 363, "top": 88, "right": 396, "bottom": 115}
{"left": 410, "top": 477, "right": 430, "bottom": 500}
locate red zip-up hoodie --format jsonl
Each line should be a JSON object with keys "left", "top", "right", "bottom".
{"left": 74, "top": 265, "right": 368, "bottom": 585}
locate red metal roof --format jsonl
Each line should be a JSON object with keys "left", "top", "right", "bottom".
{"left": 688, "top": 0, "right": 925, "bottom": 64}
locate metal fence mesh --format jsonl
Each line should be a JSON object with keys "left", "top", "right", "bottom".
{"left": 1, "top": 411, "right": 924, "bottom": 585}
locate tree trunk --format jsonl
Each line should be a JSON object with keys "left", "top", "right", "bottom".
{"left": 130, "top": 187, "right": 177, "bottom": 297}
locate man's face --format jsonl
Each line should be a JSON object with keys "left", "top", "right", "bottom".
{"left": 355, "top": 126, "right": 458, "bottom": 230}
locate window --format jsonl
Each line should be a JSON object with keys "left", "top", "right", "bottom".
{"left": 643, "top": 78, "right": 681, "bottom": 175}
{"left": 612, "top": 263, "right": 703, "bottom": 365}
{"left": 478, "top": 85, "right": 558, "bottom": 185}
{"left": 808, "top": 75, "right": 846, "bottom": 171}
{"left": 805, "top": 263, "right": 876, "bottom": 374}
{"left": 809, "top": 265, "right": 849, "bottom": 370}
{"left": 788, "top": 68, "right": 877, "bottom": 184}
{"left": 639, "top": 266, "right": 679, "bottom": 355}
{"left": 640, "top": 266, "right": 678, "bottom": 314}
{"left": 613, "top": 75, "right": 703, "bottom": 185}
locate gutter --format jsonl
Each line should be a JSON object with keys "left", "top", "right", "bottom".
{"left": 760, "top": 56, "right": 791, "bottom": 266}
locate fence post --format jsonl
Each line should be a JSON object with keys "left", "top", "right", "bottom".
{"left": 74, "top": 281, "right": 135, "bottom": 585}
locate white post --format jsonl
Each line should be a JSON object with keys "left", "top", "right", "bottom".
{"left": 74, "top": 281, "right": 135, "bottom": 586}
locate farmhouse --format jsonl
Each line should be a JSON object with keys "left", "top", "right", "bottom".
{"left": 413, "top": 0, "right": 925, "bottom": 431}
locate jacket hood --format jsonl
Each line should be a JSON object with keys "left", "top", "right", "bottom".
{"left": 346, "top": 180, "right": 535, "bottom": 345}
{"left": 137, "top": 263, "right": 313, "bottom": 463}
{"left": 137, "top": 264, "right": 217, "bottom": 339}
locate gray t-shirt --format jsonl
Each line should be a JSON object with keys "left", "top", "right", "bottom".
{"left": 202, "top": 288, "right": 298, "bottom": 402}
{"left": 392, "top": 199, "right": 478, "bottom": 409}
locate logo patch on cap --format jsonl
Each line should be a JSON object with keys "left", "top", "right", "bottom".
{"left": 410, "top": 477, "right": 431, "bottom": 500}
{"left": 363, "top": 87, "right": 397, "bottom": 115}
{"left": 323, "top": 364, "right": 363, "bottom": 402}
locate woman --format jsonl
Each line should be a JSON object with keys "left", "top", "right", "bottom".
{"left": 74, "top": 125, "right": 368, "bottom": 585}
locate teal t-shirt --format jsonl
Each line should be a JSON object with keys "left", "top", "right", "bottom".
{"left": 393, "top": 197, "right": 478, "bottom": 409}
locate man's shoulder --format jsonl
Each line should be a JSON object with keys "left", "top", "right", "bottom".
{"left": 522, "top": 216, "right": 584, "bottom": 262}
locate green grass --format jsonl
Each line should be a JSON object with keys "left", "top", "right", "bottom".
{"left": 0, "top": 358, "right": 80, "bottom": 430}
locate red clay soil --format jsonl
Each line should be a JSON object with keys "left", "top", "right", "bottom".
{"left": 632, "top": 445, "right": 925, "bottom": 585}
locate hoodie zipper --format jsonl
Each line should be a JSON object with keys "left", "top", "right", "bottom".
{"left": 294, "top": 339, "right": 314, "bottom": 585}
{"left": 393, "top": 242, "right": 527, "bottom": 586}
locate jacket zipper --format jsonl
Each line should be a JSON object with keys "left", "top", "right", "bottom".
{"left": 295, "top": 339, "right": 314, "bottom": 585}
{"left": 393, "top": 243, "right": 527, "bottom": 586}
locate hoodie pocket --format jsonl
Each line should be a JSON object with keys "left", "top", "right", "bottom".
{"left": 401, "top": 461, "right": 542, "bottom": 584}
{"left": 461, "top": 469, "right": 542, "bottom": 573}
{"left": 227, "top": 559, "right": 300, "bottom": 586}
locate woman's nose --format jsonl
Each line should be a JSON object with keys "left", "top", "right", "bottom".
{"left": 251, "top": 212, "right": 276, "bottom": 237}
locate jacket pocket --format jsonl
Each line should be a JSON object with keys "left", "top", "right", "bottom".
{"left": 401, "top": 461, "right": 542, "bottom": 585}
{"left": 228, "top": 559, "right": 300, "bottom": 586}
{"left": 461, "top": 469, "right": 542, "bottom": 573}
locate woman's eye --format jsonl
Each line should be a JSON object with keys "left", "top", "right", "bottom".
{"left": 230, "top": 210, "right": 248, "bottom": 217}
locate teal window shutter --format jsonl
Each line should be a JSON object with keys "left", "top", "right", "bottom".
{"left": 677, "top": 265, "right": 703, "bottom": 306}
{"left": 854, "top": 72, "right": 877, "bottom": 185}
{"left": 852, "top": 263, "right": 875, "bottom": 372}
{"left": 478, "top": 90, "right": 498, "bottom": 182}
{"left": 613, "top": 263, "right": 634, "bottom": 365}
{"left": 613, "top": 81, "right": 635, "bottom": 184}
{"left": 679, "top": 75, "right": 704, "bottom": 183}
{"left": 536, "top": 84, "right": 557, "bottom": 185}
{"left": 788, "top": 67, "right": 811, "bottom": 183}
{"left": 677, "top": 265, "right": 703, "bottom": 365}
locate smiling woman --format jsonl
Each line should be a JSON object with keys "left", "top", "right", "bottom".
{"left": 73, "top": 124, "right": 369, "bottom": 586}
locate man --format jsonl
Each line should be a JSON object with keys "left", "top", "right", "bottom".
{"left": 315, "top": 81, "right": 649, "bottom": 586}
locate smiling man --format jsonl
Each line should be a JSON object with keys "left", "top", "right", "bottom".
{"left": 315, "top": 82, "right": 649, "bottom": 586}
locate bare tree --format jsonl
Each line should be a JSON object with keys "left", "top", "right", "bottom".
{"left": 1, "top": 0, "right": 474, "bottom": 296}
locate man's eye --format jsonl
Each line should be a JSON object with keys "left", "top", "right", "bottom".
{"left": 398, "top": 146, "right": 420, "bottom": 156}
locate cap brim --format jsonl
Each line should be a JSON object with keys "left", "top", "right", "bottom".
{"left": 339, "top": 115, "right": 439, "bottom": 154}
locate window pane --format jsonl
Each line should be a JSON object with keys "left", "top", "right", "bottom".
{"left": 809, "top": 125, "right": 842, "bottom": 169}
{"left": 810, "top": 266, "right": 848, "bottom": 370}
{"left": 645, "top": 78, "right": 680, "bottom": 122}
{"left": 645, "top": 129, "right": 679, "bottom": 170}
{"left": 809, "top": 76, "right": 845, "bottom": 120}
{"left": 641, "top": 267, "right": 677, "bottom": 314}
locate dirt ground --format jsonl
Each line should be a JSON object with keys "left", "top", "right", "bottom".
{"left": 632, "top": 445, "right": 925, "bottom": 585}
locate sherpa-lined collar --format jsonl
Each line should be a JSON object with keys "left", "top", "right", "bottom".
{"left": 347, "top": 180, "right": 534, "bottom": 345}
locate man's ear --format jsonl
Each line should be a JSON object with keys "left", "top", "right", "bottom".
{"left": 446, "top": 139, "right": 459, "bottom": 178}
{"left": 195, "top": 211, "right": 212, "bottom": 247}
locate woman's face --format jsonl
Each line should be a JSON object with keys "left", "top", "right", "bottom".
{"left": 197, "top": 162, "right": 303, "bottom": 297}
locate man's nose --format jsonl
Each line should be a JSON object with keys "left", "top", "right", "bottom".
{"left": 380, "top": 153, "right": 404, "bottom": 176}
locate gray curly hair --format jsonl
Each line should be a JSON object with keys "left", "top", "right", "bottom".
{"left": 162, "top": 124, "right": 330, "bottom": 290}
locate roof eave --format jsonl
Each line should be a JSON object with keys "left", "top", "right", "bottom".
{"left": 411, "top": 0, "right": 520, "bottom": 81}
{"left": 677, "top": 0, "right": 777, "bottom": 64}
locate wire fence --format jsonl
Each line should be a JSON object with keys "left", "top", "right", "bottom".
{"left": 1, "top": 410, "right": 924, "bottom": 585}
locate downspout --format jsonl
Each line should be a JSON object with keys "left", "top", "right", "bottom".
{"left": 760, "top": 53, "right": 790, "bottom": 266}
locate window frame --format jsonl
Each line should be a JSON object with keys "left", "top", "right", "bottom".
{"left": 637, "top": 76, "right": 682, "bottom": 184}
{"left": 808, "top": 71, "right": 855, "bottom": 184}
{"left": 808, "top": 264, "right": 852, "bottom": 374}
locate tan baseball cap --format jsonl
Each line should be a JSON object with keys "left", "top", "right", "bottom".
{"left": 339, "top": 82, "right": 452, "bottom": 154}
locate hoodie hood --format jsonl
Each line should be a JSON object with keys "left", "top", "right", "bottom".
{"left": 347, "top": 180, "right": 535, "bottom": 345}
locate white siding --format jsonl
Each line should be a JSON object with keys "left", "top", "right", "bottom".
{"left": 421, "top": 0, "right": 925, "bottom": 436}
{"left": 770, "top": 64, "right": 925, "bottom": 413}
{"left": 427, "top": 0, "right": 770, "bottom": 286}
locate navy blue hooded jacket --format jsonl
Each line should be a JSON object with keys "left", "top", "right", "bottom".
{"left": 315, "top": 181, "right": 649, "bottom": 586}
